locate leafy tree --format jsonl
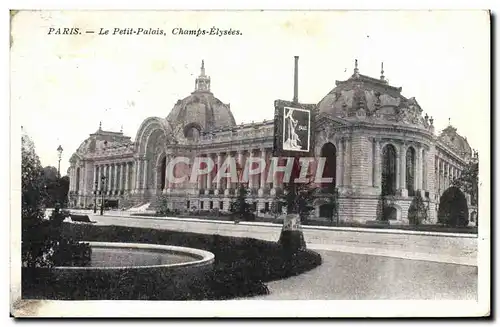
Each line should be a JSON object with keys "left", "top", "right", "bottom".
{"left": 41, "top": 166, "right": 70, "bottom": 208}
{"left": 452, "top": 161, "right": 478, "bottom": 206}
{"left": 438, "top": 186, "right": 469, "bottom": 227}
{"left": 156, "top": 195, "right": 170, "bottom": 216}
{"left": 22, "top": 133, "right": 90, "bottom": 268}
{"left": 229, "top": 185, "right": 254, "bottom": 221}
{"left": 408, "top": 192, "right": 428, "bottom": 225}
{"left": 279, "top": 177, "right": 315, "bottom": 223}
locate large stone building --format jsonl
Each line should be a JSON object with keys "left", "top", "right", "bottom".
{"left": 68, "top": 60, "right": 478, "bottom": 224}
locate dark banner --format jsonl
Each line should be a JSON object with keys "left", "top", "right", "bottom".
{"left": 273, "top": 100, "right": 316, "bottom": 158}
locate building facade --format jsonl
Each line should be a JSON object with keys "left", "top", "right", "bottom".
{"left": 68, "top": 60, "right": 478, "bottom": 224}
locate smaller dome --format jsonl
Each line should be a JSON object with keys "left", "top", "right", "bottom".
{"left": 74, "top": 124, "right": 132, "bottom": 157}
{"left": 439, "top": 125, "right": 472, "bottom": 158}
{"left": 317, "top": 61, "right": 430, "bottom": 129}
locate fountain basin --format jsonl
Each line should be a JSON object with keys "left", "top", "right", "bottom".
{"left": 25, "top": 242, "right": 215, "bottom": 299}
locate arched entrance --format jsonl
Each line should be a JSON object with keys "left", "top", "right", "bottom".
{"left": 157, "top": 156, "right": 167, "bottom": 191}
{"left": 382, "top": 144, "right": 397, "bottom": 196}
{"left": 438, "top": 186, "right": 469, "bottom": 227}
{"left": 320, "top": 142, "right": 336, "bottom": 191}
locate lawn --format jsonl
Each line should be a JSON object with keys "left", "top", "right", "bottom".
{"left": 22, "top": 222, "right": 322, "bottom": 300}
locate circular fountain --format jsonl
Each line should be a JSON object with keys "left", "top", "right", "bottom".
{"left": 37, "top": 242, "right": 215, "bottom": 299}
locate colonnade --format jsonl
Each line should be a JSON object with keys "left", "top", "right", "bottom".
{"left": 435, "top": 156, "right": 462, "bottom": 196}
{"left": 93, "top": 161, "right": 133, "bottom": 195}
{"left": 161, "top": 147, "right": 280, "bottom": 195}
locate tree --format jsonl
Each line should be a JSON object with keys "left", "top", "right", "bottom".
{"left": 156, "top": 195, "right": 170, "bottom": 216}
{"left": 438, "top": 186, "right": 469, "bottom": 227}
{"left": 229, "top": 185, "right": 254, "bottom": 221}
{"left": 41, "top": 166, "right": 70, "bottom": 208}
{"left": 452, "top": 161, "right": 478, "bottom": 207}
{"left": 408, "top": 193, "right": 428, "bottom": 225}
{"left": 21, "top": 133, "right": 90, "bottom": 268}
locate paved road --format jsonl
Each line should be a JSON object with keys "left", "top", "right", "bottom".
{"left": 255, "top": 250, "right": 477, "bottom": 300}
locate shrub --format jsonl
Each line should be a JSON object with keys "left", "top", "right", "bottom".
{"left": 438, "top": 187, "right": 469, "bottom": 227}
{"left": 21, "top": 133, "right": 91, "bottom": 269}
{"left": 408, "top": 192, "right": 428, "bottom": 225}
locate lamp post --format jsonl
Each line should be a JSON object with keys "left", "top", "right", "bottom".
{"left": 93, "top": 180, "right": 98, "bottom": 214}
{"left": 100, "top": 174, "right": 107, "bottom": 216}
{"left": 57, "top": 145, "right": 63, "bottom": 178}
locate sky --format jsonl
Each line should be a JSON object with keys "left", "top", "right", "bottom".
{"left": 10, "top": 10, "right": 490, "bottom": 175}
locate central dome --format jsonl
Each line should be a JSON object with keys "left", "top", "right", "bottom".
{"left": 166, "top": 60, "right": 236, "bottom": 132}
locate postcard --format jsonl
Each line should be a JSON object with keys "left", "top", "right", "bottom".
{"left": 10, "top": 9, "right": 490, "bottom": 318}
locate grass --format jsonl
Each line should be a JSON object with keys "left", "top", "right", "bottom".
{"left": 22, "top": 223, "right": 322, "bottom": 300}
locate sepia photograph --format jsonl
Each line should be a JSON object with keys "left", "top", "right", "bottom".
{"left": 9, "top": 9, "right": 490, "bottom": 318}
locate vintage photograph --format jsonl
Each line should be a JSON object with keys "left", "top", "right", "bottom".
{"left": 9, "top": 10, "right": 490, "bottom": 318}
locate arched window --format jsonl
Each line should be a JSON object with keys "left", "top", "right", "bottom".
{"left": 184, "top": 123, "right": 202, "bottom": 141}
{"left": 159, "top": 157, "right": 167, "bottom": 190}
{"left": 406, "top": 147, "right": 416, "bottom": 196}
{"left": 320, "top": 142, "right": 337, "bottom": 191}
{"left": 382, "top": 144, "right": 397, "bottom": 196}
{"left": 75, "top": 167, "right": 81, "bottom": 192}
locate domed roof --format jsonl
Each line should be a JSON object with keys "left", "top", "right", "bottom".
{"left": 317, "top": 61, "right": 431, "bottom": 129}
{"left": 71, "top": 122, "right": 133, "bottom": 162}
{"left": 166, "top": 60, "right": 236, "bottom": 131}
{"left": 438, "top": 125, "right": 472, "bottom": 158}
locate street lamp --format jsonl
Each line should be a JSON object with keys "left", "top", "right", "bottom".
{"left": 100, "top": 174, "right": 107, "bottom": 216}
{"left": 93, "top": 180, "right": 98, "bottom": 213}
{"left": 57, "top": 145, "right": 63, "bottom": 178}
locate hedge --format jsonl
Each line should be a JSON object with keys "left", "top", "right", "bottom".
{"left": 22, "top": 223, "right": 322, "bottom": 300}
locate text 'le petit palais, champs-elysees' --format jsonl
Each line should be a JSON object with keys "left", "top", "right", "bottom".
{"left": 47, "top": 27, "right": 243, "bottom": 37}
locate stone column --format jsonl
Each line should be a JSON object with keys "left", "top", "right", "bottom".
{"left": 237, "top": 150, "right": 244, "bottom": 188}
{"left": 107, "top": 164, "right": 113, "bottom": 194}
{"left": 374, "top": 139, "right": 381, "bottom": 189}
{"left": 195, "top": 156, "right": 204, "bottom": 192}
{"left": 118, "top": 163, "right": 124, "bottom": 192}
{"left": 225, "top": 152, "right": 232, "bottom": 195}
{"left": 438, "top": 159, "right": 443, "bottom": 194}
{"left": 95, "top": 166, "right": 99, "bottom": 191}
{"left": 206, "top": 154, "right": 213, "bottom": 192}
{"left": 215, "top": 153, "right": 223, "bottom": 195}
{"left": 133, "top": 159, "right": 140, "bottom": 193}
{"left": 113, "top": 163, "right": 119, "bottom": 193}
{"left": 415, "top": 147, "right": 421, "bottom": 191}
{"left": 343, "top": 139, "right": 350, "bottom": 186}
{"left": 338, "top": 139, "right": 345, "bottom": 186}
{"left": 395, "top": 152, "right": 401, "bottom": 192}
{"left": 163, "top": 155, "right": 170, "bottom": 193}
{"left": 259, "top": 148, "right": 267, "bottom": 193}
{"left": 248, "top": 150, "right": 254, "bottom": 190}
{"left": 93, "top": 165, "right": 97, "bottom": 191}
{"left": 142, "top": 159, "right": 148, "bottom": 193}
{"left": 337, "top": 139, "right": 343, "bottom": 187}
{"left": 399, "top": 144, "right": 407, "bottom": 196}
{"left": 125, "top": 162, "right": 130, "bottom": 193}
